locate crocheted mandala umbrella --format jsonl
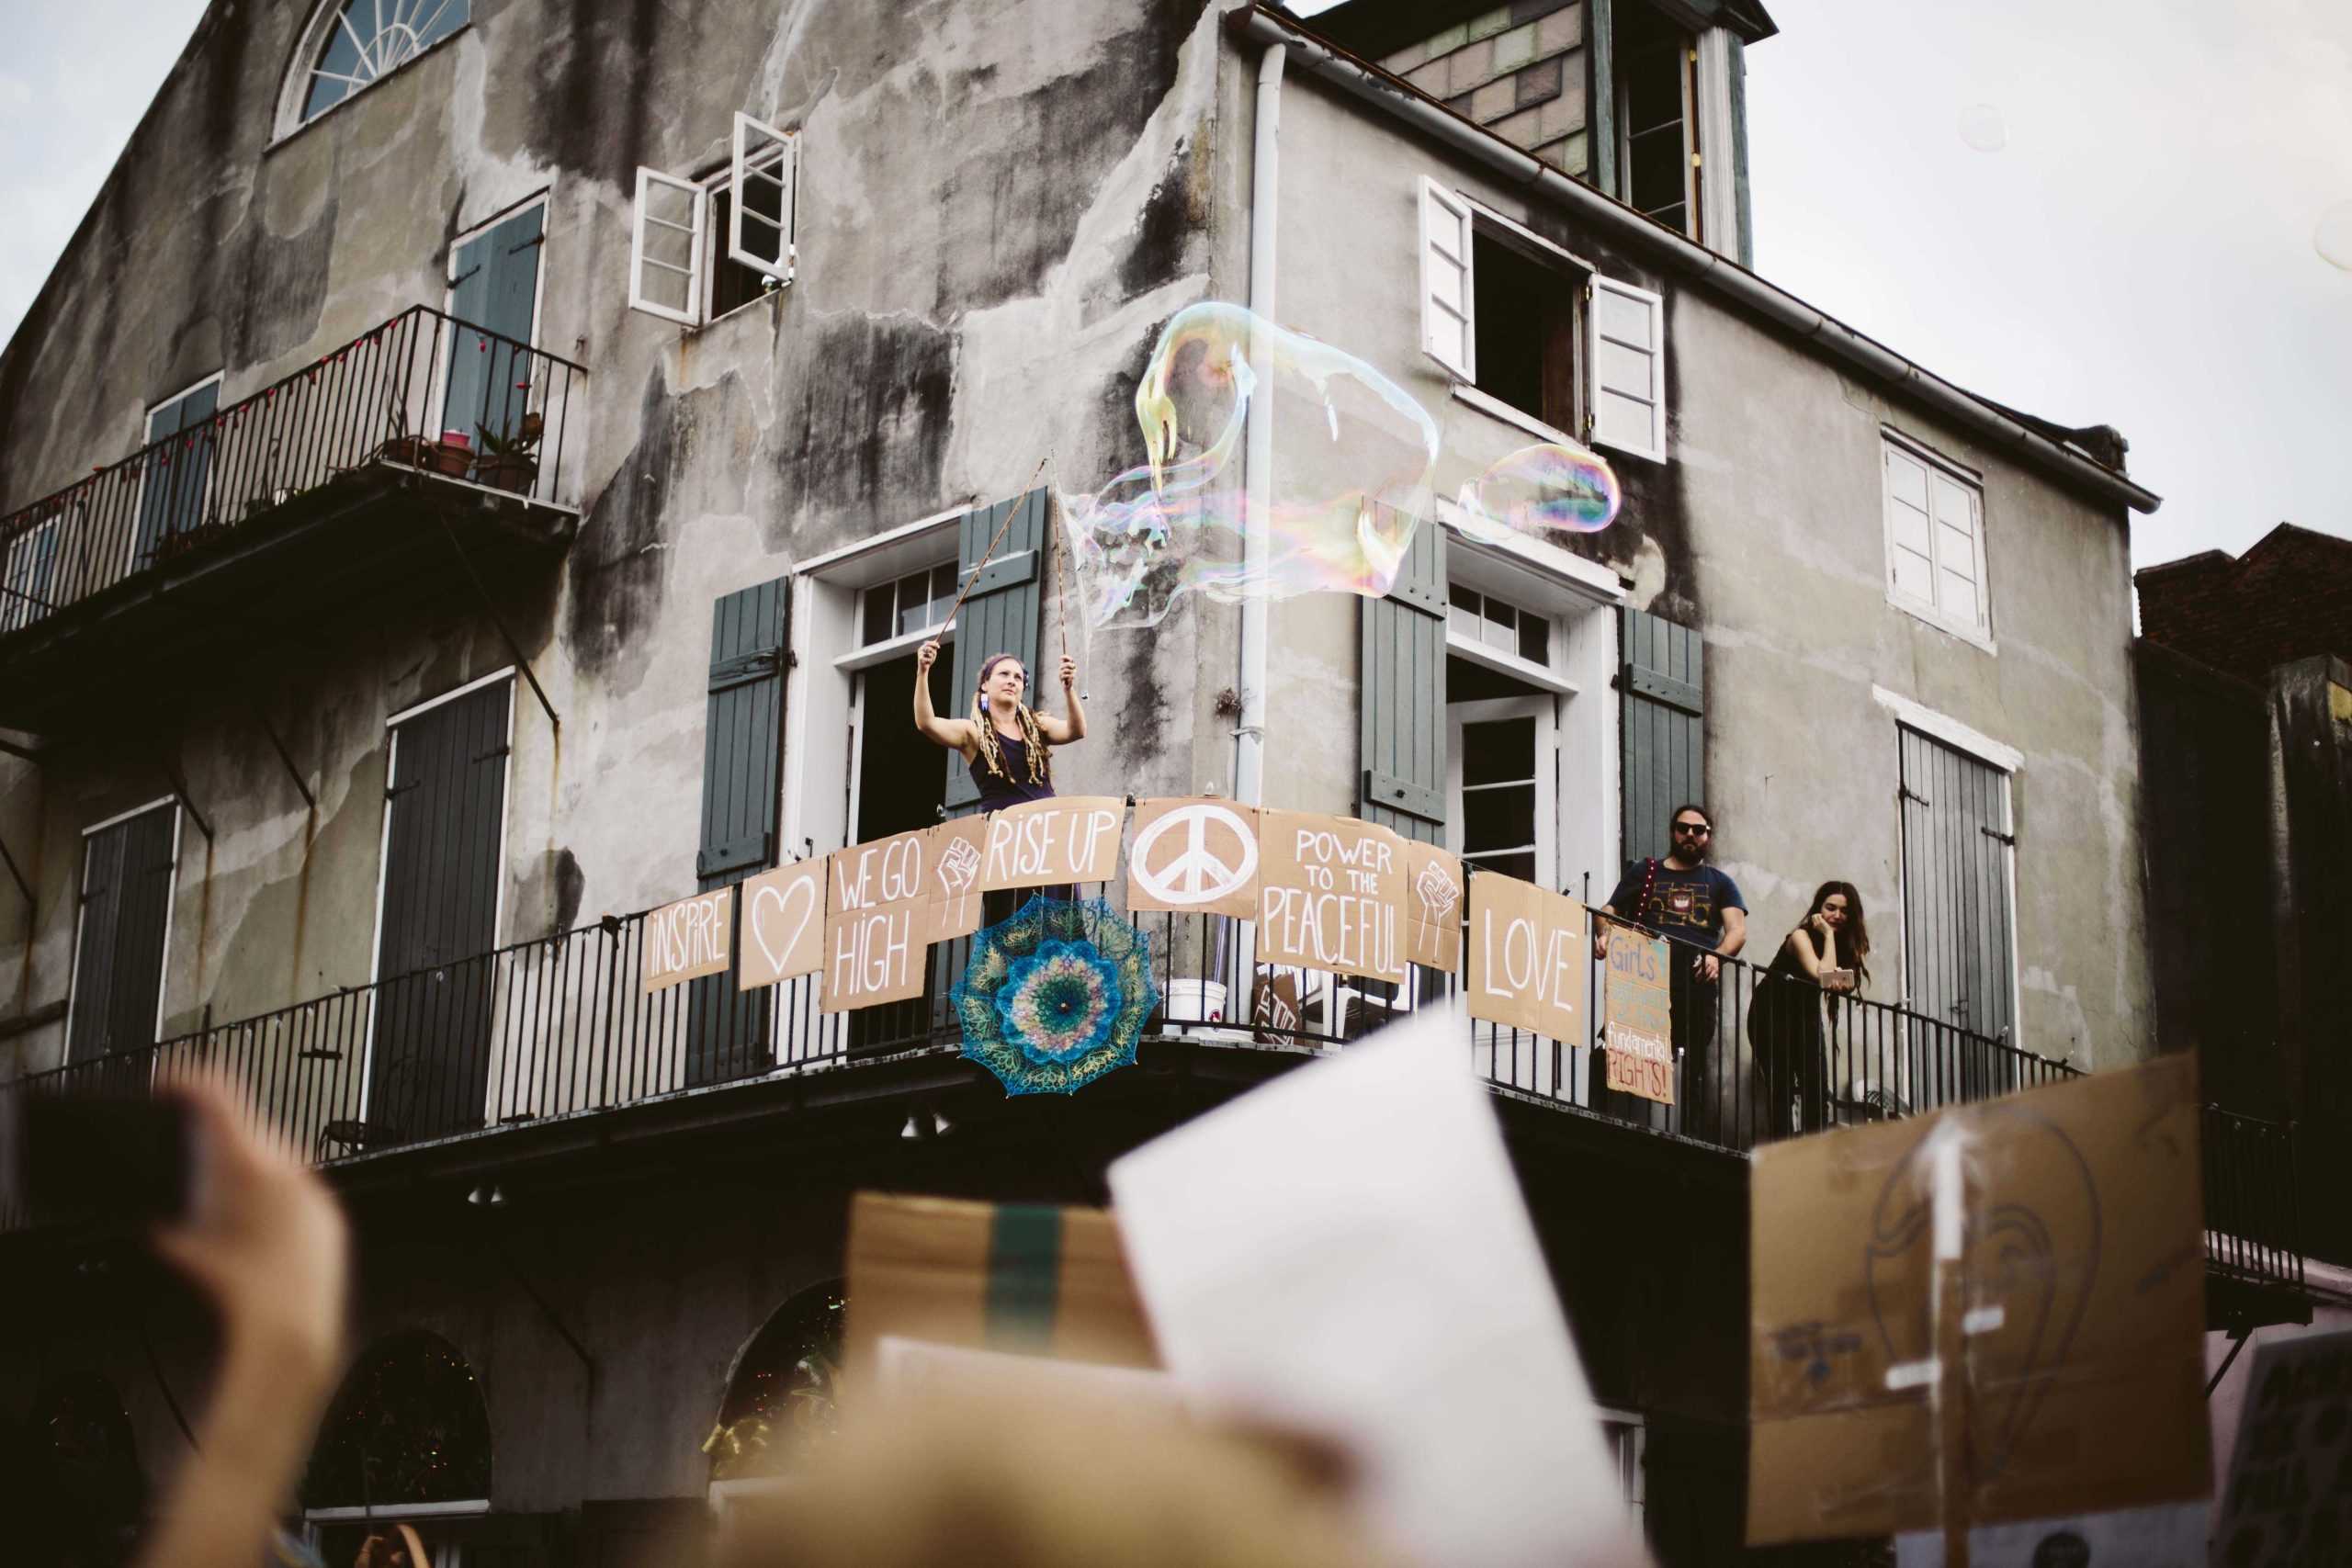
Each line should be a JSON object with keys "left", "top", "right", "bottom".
{"left": 951, "top": 895, "right": 1159, "bottom": 1096}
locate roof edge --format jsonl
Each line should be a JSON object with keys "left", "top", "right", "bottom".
{"left": 1227, "top": 4, "right": 2161, "bottom": 517}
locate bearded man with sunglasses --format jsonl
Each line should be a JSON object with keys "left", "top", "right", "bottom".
{"left": 1594, "top": 804, "right": 1747, "bottom": 1136}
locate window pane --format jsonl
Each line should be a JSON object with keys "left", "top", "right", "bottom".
{"left": 1468, "top": 851, "right": 1538, "bottom": 884}
{"left": 933, "top": 564, "right": 958, "bottom": 621}
{"left": 1886, "top": 450, "right": 1928, "bottom": 511}
{"left": 1931, "top": 476, "right": 1974, "bottom": 531}
{"left": 1461, "top": 716, "right": 1535, "bottom": 785}
{"left": 1450, "top": 583, "right": 1482, "bottom": 640}
{"left": 1464, "top": 785, "right": 1537, "bottom": 853}
{"left": 1940, "top": 570, "right": 1979, "bottom": 626}
{"left": 1936, "top": 522, "right": 1977, "bottom": 582}
{"left": 1483, "top": 597, "right": 1515, "bottom": 649}
{"left": 1892, "top": 545, "right": 1935, "bottom": 604}
{"left": 1888, "top": 499, "right": 1931, "bottom": 558}
{"left": 1518, "top": 615, "right": 1550, "bottom": 666}
{"left": 1594, "top": 288, "right": 1652, "bottom": 348}
{"left": 861, "top": 588, "right": 893, "bottom": 647}
{"left": 895, "top": 571, "right": 933, "bottom": 637}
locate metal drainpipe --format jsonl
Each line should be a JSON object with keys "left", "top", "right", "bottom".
{"left": 1237, "top": 39, "right": 1284, "bottom": 807}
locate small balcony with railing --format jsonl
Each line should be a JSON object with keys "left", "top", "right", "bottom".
{"left": 0, "top": 884, "right": 2307, "bottom": 1325}
{"left": 0, "top": 306, "right": 585, "bottom": 737}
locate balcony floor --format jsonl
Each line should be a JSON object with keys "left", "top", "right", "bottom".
{"left": 0, "top": 460, "right": 574, "bottom": 736}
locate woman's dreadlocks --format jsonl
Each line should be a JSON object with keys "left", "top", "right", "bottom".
{"left": 969, "top": 653, "right": 1052, "bottom": 786}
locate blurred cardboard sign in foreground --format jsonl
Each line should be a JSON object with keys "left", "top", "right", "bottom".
{"left": 2211, "top": 1326, "right": 2352, "bottom": 1566}
{"left": 1748, "top": 1054, "right": 2208, "bottom": 1547}
{"left": 1892, "top": 1499, "right": 2208, "bottom": 1566}
{"left": 843, "top": 1193, "right": 1158, "bottom": 1392}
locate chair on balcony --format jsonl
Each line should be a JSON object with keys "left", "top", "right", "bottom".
{"left": 315, "top": 1118, "right": 404, "bottom": 1161}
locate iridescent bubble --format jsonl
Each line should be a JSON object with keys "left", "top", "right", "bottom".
{"left": 1454, "top": 441, "right": 1622, "bottom": 543}
{"left": 1958, "top": 103, "right": 2007, "bottom": 153}
{"left": 2315, "top": 201, "right": 2352, "bottom": 272}
{"left": 1061, "top": 302, "right": 1441, "bottom": 631}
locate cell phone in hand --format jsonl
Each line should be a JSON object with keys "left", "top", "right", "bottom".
{"left": 0, "top": 1089, "right": 201, "bottom": 1226}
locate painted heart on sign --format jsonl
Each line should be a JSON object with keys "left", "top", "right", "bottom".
{"left": 750, "top": 873, "right": 820, "bottom": 975}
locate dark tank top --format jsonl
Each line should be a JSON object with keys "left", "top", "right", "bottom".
{"left": 971, "top": 727, "right": 1055, "bottom": 809}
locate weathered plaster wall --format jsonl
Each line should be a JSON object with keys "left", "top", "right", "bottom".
{"left": 1262, "top": 70, "right": 2153, "bottom": 1068}
{"left": 0, "top": 0, "right": 1228, "bottom": 1076}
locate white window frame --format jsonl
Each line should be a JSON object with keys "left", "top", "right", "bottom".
{"left": 1589, "top": 276, "right": 1667, "bottom": 462}
{"left": 62, "top": 797, "right": 184, "bottom": 1065}
{"left": 1445, "top": 580, "right": 1577, "bottom": 697}
{"left": 1598, "top": 1406, "right": 1647, "bottom": 1516}
{"left": 360, "top": 669, "right": 518, "bottom": 1123}
{"left": 1447, "top": 695, "right": 1560, "bottom": 887}
{"left": 629, "top": 167, "right": 706, "bottom": 328}
{"left": 728, "top": 112, "right": 798, "bottom": 278}
{"left": 1881, "top": 430, "right": 1995, "bottom": 650}
{"left": 304, "top": 1499, "right": 489, "bottom": 1568}
{"left": 1419, "top": 176, "right": 1477, "bottom": 381}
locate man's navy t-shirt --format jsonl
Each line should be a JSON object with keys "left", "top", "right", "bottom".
{"left": 1604, "top": 859, "right": 1746, "bottom": 948}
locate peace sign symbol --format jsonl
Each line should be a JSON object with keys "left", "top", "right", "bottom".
{"left": 1132, "top": 803, "right": 1258, "bottom": 906}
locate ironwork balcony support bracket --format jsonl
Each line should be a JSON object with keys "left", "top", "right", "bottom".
{"left": 252, "top": 706, "right": 317, "bottom": 811}
{"left": 0, "top": 829, "right": 32, "bottom": 908}
{"left": 156, "top": 751, "right": 213, "bottom": 844}
{"left": 435, "top": 509, "right": 561, "bottom": 732}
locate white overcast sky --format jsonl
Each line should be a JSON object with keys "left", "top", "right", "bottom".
{"left": 5, "top": 0, "right": 2348, "bottom": 570}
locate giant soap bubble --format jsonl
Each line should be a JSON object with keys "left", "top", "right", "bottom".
{"left": 1060, "top": 303, "right": 1442, "bottom": 631}
{"left": 1455, "top": 441, "right": 1622, "bottom": 544}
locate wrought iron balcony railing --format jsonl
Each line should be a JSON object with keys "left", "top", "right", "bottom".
{"left": 0, "top": 305, "right": 584, "bottom": 639}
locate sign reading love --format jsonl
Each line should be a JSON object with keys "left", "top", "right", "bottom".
{"left": 736, "top": 860, "right": 825, "bottom": 991}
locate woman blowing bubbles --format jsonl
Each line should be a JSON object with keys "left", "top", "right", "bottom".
{"left": 914, "top": 640, "right": 1086, "bottom": 919}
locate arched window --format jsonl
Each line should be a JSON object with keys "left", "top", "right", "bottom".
{"left": 706, "top": 1280, "right": 846, "bottom": 1482}
{"left": 283, "top": 0, "right": 473, "bottom": 131}
{"left": 304, "top": 1330, "right": 492, "bottom": 1511}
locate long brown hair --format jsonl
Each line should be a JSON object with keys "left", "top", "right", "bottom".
{"left": 969, "top": 652, "right": 1051, "bottom": 786}
{"left": 1806, "top": 880, "right": 1871, "bottom": 981}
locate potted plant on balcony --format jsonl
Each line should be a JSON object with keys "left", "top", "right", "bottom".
{"left": 471, "top": 416, "right": 542, "bottom": 494}
{"left": 430, "top": 429, "right": 476, "bottom": 477}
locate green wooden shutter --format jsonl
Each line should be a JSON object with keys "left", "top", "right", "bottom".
{"left": 67, "top": 806, "right": 178, "bottom": 1064}
{"left": 689, "top": 577, "right": 790, "bottom": 1084}
{"left": 1359, "top": 516, "right": 1448, "bottom": 843}
{"left": 1619, "top": 605, "right": 1704, "bottom": 865}
{"left": 943, "top": 489, "right": 1047, "bottom": 814}
{"left": 446, "top": 204, "right": 545, "bottom": 445}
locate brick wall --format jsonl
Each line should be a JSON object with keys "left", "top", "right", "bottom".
{"left": 2135, "top": 525, "right": 2352, "bottom": 685}
{"left": 1380, "top": 2, "right": 1590, "bottom": 177}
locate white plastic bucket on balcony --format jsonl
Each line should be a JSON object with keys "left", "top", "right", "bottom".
{"left": 1164, "top": 979, "right": 1227, "bottom": 1031}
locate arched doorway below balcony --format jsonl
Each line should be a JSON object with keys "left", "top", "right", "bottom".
{"left": 301, "top": 1330, "right": 492, "bottom": 1566}
{"left": 706, "top": 1279, "right": 848, "bottom": 1497}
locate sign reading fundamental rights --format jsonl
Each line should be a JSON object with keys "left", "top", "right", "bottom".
{"left": 979, "top": 795, "right": 1124, "bottom": 890}
{"left": 643, "top": 887, "right": 735, "bottom": 992}
{"left": 824, "top": 828, "right": 929, "bottom": 1011}
{"left": 1126, "top": 797, "right": 1261, "bottom": 919}
{"left": 1255, "top": 811, "right": 1408, "bottom": 983}
{"left": 736, "top": 860, "right": 825, "bottom": 991}
{"left": 1602, "top": 921, "right": 1674, "bottom": 1103}
{"left": 1465, "top": 871, "right": 1586, "bottom": 1039}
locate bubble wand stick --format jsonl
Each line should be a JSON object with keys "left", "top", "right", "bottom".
{"left": 938, "top": 454, "right": 1052, "bottom": 637}
{"left": 1047, "top": 454, "right": 1088, "bottom": 701}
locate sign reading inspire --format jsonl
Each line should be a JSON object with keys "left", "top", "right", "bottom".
{"left": 980, "top": 796, "right": 1124, "bottom": 890}
{"left": 1256, "top": 811, "right": 1407, "bottom": 984}
{"left": 1602, "top": 922, "right": 1674, "bottom": 1103}
{"left": 1465, "top": 871, "right": 1586, "bottom": 1040}
{"left": 643, "top": 887, "right": 735, "bottom": 992}
{"left": 824, "top": 828, "right": 930, "bottom": 1011}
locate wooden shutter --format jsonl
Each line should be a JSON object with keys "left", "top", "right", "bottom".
{"left": 371, "top": 680, "right": 514, "bottom": 1139}
{"left": 1619, "top": 606, "right": 1702, "bottom": 865}
{"left": 1590, "top": 276, "right": 1665, "bottom": 459}
{"left": 1359, "top": 516, "right": 1448, "bottom": 843}
{"left": 1897, "top": 727, "right": 2017, "bottom": 1057}
{"left": 66, "top": 806, "right": 178, "bottom": 1063}
{"left": 1419, "top": 177, "right": 1476, "bottom": 381}
{"left": 446, "top": 204, "right": 545, "bottom": 445}
{"left": 688, "top": 578, "right": 790, "bottom": 1085}
{"left": 943, "top": 490, "right": 1047, "bottom": 814}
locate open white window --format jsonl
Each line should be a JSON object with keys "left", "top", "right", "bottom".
{"left": 629, "top": 167, "right": 704, "bottom": 326}
{"left": 1589, "top": 276, "right": 1666, "bottom": 460}
{"left": 728, "top": 113, "right": 798, "bottom": 276}
{"left": 1419, "top": 177, "right": 1476, "bottom": 381}
{"left": 1882, "top": 432, "right": 1992, "bottom": 646}
{"left": 630, "top": 114, "right": 802, "bottom": 330}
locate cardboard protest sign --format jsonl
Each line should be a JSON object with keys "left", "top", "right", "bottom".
{"left": 822, "top": 829, "right": 929, "bottom": 1012}
{"left": 979, "top": 795, "right": 1124, "bottom": 891}
{"left": 1464, "top": 871, "right": 1587, "bottom": 1040}
{"left": 1127, "top": 797, "right": 1260, "bottom": 919}
{"left": 642, "top": 887, "right": 734, "bottom": 992}
{"left": 842, "top": 1192, "right": 1159, "bottom": 1391}
{"left": 922, "top": 816, "right": 991, "bottom": 942}
{"left": 736, "top": 860, "right": 825, "bottom": 991}
{"left": 1748, "top": 1054, "right": 2208, "bottom": 1547}
{"left": 1254, "top": 810, "right": 1407, "bottom": 984}
{"left": 1404, "top": 840, "right": 1464, "bottom": 974}
{"left": 2211, "top": 1327, "right": 2352, "bottom": 1566}
{"left": 1601, "top": 921, "right": 1673, "bottom": 1103}
{"left": 1251, "top": 968, "right": 1306, "bottom": 1043}
{"left": 1894, "top": 1500, "right": 2208, "bottom": 1567}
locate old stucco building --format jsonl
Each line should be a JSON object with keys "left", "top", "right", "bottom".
{"left": 0, "top": 1, "right": 2223, "bottom": 1562}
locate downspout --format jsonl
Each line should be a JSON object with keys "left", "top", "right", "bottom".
{"left": 1236, "top": 39, "right": 1284, "bottom": 807}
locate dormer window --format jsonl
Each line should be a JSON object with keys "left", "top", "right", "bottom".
{"left": 282, "top": 0, "right": 472, "bottom": 133}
